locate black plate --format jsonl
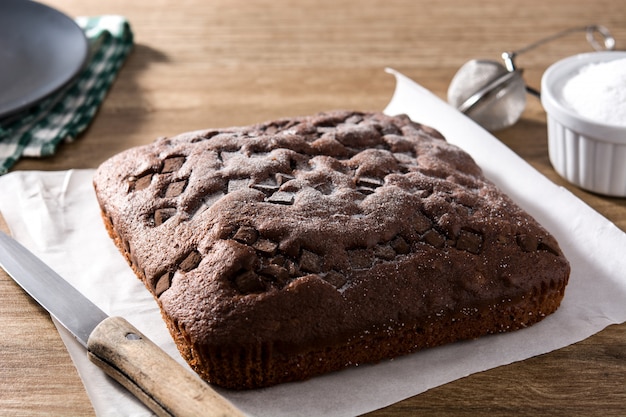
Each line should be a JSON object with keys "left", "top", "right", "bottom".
{"left": 0, "top": 0, "right": 88, "bottom": 119}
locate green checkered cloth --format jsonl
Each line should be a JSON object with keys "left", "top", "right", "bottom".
{"left": 0, "top": 16, "right": 133, "bottom": 175}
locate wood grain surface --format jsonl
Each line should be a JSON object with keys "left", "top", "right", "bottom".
{"left": 1, "top": 0, "right": 625, "bottom": 416}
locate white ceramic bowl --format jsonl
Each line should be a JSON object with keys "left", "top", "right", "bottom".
{"left": 541, "top": 51, "right": 626, "bottom": 197}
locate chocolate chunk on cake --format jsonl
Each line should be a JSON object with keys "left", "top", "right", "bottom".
{"left": 93, "top": 110, "right": 570, "bottom": 389}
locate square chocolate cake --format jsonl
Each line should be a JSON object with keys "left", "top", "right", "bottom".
{"left": 93, "top": 110, "right": 570, "bottom": 389}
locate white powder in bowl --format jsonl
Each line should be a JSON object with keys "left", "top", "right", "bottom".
{"left": 562, "top": 57, "right": 626, "bottom": 127}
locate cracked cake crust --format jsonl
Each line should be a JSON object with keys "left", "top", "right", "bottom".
{"left": 93, "top": 110, "right": 570, "bottom": 389}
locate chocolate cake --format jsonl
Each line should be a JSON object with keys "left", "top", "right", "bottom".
{"left": 93, "top": 110, "right": 570, "bottom": 389}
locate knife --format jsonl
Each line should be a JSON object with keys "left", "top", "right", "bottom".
{"left": 0, "top": 231, "right": 244, "bottom": 417}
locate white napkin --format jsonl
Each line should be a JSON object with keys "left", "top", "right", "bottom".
{"left": 1, "top": 70, "right": 625, "bottom": 417}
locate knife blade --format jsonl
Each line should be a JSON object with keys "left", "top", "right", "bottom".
{"left": 0, "top": 231, "right": 244, "bottom": 417}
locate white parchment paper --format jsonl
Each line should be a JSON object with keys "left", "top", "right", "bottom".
{"left": 1, "top": 70, "right": 625, "bottom": 417}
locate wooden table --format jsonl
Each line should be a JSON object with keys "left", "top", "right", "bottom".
{"left": 1, "top": 0, "right": 625, "bottom": 415}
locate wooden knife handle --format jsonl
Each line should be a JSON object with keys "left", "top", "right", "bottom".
{"left": 87, "top": 316, "right": 245, "bottom": 417}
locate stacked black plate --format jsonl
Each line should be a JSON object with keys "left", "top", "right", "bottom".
{"left": 0, "top": 0, "right": 88, "bottom": 120}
